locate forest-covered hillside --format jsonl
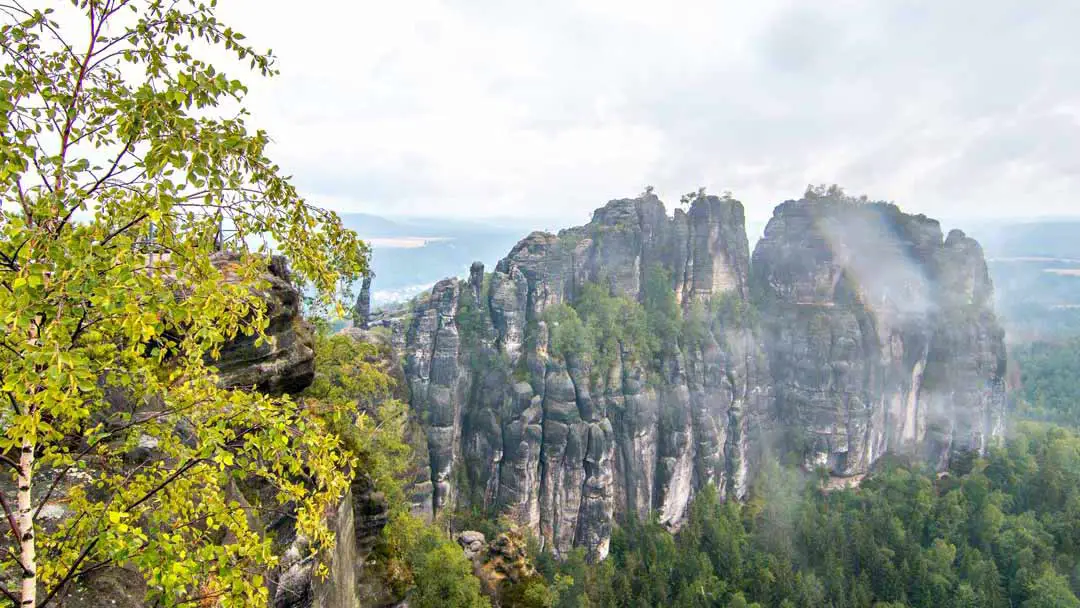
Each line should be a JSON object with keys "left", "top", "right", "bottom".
{"left": 521, "top": 422, "right": 1080, "bottom": 608}
{"left": 1013, "top": 338, "right": 1080, "bottom": 426}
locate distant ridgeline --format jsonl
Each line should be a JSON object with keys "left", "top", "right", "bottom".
{"left": 969, "top": 219, "right": 1080, "bottom": 343}
{"left": 369, "top": 190, "right": 1007, "bottom": 561}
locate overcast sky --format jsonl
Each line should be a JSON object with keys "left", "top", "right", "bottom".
{"left": 219, "top": 0, "right": 1080, "bottom": 225}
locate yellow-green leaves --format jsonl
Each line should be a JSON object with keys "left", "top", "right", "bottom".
{"left": 0, "top": 1, "right": 370, "bottom": 606}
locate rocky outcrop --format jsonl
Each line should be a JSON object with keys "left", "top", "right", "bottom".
{"left": 750, "top": 195, "right": 1007, "bottom": 475}
{"left": 456, "top": 530, "right": 488, "bottom": 560}
{"left": 211, "top": 253, "right": 316, "bottom": 395}
{"left": 458, "top": 527, "right": 539, "bottom": 600}
{"left": 272, "top": 473, "right": 389, "bottom": 608}
{"left": 396, "top": 192, "right": 1008, "bottom": 562}
{"left": 400, "top": 194, "right": 772, "bottom": 560}
{"left": 354, "top": 276, "right": 372, "bottom": 330}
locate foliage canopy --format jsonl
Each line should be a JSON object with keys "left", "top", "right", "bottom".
{"left": 0, "top": 1, "right": 367, "bottom": 605}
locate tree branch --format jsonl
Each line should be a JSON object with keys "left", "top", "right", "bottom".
{"left": 124, "top": 457, "right": 204, "bottom": 513}
{"left": 0, "top": 583, "right": 17, "bottom": 607}
{"left": 6, "top": 393, "right": 20, "bottom": 417}
{"left": 14, "top": 178, "right": 33, "bottom": 228}
{"left": 0, "top": 489, "right": 21, "bottom": 546}
{"left": 75, "top": 131, "right": 136, "bottom": 202}
{"left": 0, "top": 337, "right": 25, "bottom": 359}
{"left": 2, "top": 543, "right": 32, "bottom": 577}
{"left": 36, "top": 538, "right": 99, "bottom": 608}
{"left": 52, "top": 0, "right": 104, "bottom": 195}
{"left": 99, "top": 213, "right": 147, "bottom": 246}
{"left": 0, "top": 249, "right": 18, "bottom": 271}
{"left": 0, "top": 453, "right": 18, "bottom": 470}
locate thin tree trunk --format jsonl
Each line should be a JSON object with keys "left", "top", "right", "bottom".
{"left": 17, "top": 432, "right": 35, "bottom": 607}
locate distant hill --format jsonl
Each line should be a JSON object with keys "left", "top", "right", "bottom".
{"left": 969, "top": 219, "right": 1080, "bottom": 260}
{"left": 963, "top": 219, "right": 1080, "bottom": 343}
{"left": 339, "top": 213, "right": 542, "bottom": 306}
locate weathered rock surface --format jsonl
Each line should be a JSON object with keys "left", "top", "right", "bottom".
{"left": 456, "top": 530, "right": 488, "bottom": 559}
{"left": 400, "top": 194, "right": 772, "bottom": 560}
{"left": 271, "top": 473, "right": 389, "bottom": 608}
{"left": 395, "top": 192, "right": 1008, "bottom": 562}
{"left": 211, "top": 253, "right": 316, "bottom": 395}
{"left": 751, "top": 196, "right": 1007, "bottom": 475}
{"left": 354, "top": 276, "right": 372, "bottom": 329}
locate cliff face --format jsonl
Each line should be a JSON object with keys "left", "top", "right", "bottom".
{"left": 55, "top": 258, "right": 389, "bottom": 608}
{"left": 751, "top": 197, "right": 1007, "bottom": 475}
{"left": 398, "top": 193, "right": 1008, "bottom": 562}
{"left": 402, "top": 194, "right": 772, "bottom": 560}
{"left": 212, "top": 252, "right": 316, "bottom": 395}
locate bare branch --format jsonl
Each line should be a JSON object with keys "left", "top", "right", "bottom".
{"left": 0, "top": 489, "right": 21, "bottom": 546}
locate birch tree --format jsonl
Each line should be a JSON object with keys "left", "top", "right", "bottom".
{"left": 0, "top": 1, "right": 369, "bottom": 605}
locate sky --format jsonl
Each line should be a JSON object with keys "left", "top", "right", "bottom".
{"left": 218, "top": 0, "right": 1080, "bottom": 226}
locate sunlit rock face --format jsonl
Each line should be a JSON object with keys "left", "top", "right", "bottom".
{"left": 751, "top": 196, "right": 1006, "bottom": 476}
{"left": 397, "top": 193, "right": 1006, "bottom": 561}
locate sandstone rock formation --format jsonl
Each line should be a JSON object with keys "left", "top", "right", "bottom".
{"left": 354, "top": 276, "right": 372, "bottom": 330}
{"left": 751, "top": 196, "right": 1007, "bottom": 474}
{"left": 401, "top": 193, "right": 772, "bottom": 560}
{"left": 396, "top": 192, "right": 1008, "bottom": 561}
{"left": 272, "top": 473, "right": 389, "bottom": 608}
{"left": 211, "top": 253, "right": 316, "bottom": 395}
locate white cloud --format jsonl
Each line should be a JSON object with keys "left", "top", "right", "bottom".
{"left": 218, "top": 0, "right": 1080, "bottom": 224}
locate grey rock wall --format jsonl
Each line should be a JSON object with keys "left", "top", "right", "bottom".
{"left": 397, "top": 193, "right": 1007, "bottom": 562}
{"left": 750, "top": 196, "right": 1007, "bottom": 475}
{"left": 211, "top": 253, "right": 316, "bottom": 395}
{"left": 400, "top": 194, "right": 771, "bottom": 560}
